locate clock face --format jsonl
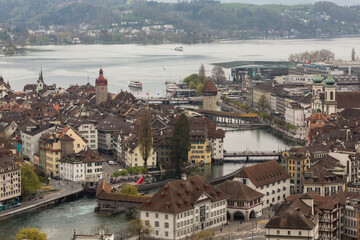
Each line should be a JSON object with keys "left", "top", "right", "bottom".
{"left": 101, "top": 87, "right": 105, "bottom": 92}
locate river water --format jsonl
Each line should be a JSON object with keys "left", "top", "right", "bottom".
{"left": 1, "top": 38, "right": 347, "bottom": 238}
{"left": 0, "top": 128, "right": 295, "bottom": 240}
{"left": 1, "top": 37, "right": 359, "bottom": 98}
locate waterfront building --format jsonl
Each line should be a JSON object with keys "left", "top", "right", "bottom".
{"left": 285, "top": 102, "right": 305, "bottom": 127}
{"left": 123, "top": 135, "right": 157, "bottom": 168}
{"left": 0, "top": 154, "right": 21, "bottom": 204}
{"left": 188, "top": 117, "right": 224, "bottom": 164}
{"left": 19, "top": 121, "right": 56, "bottom": 163}
{"left": 218, "top": 180, "right": 263, "bottom": 221}
{"left": 234, "top": 160, "right": 291, "bottom": 209}
{"left": 95, "top": 68, "right": 108, "bottom": 106}
{"left": 281, "top": 147, "right": 311, "bottom": 194}
{"left": 137, "top": 175, "right": 227, "bottom": 240}
{"left": 202, "top": 80, "right": 217, "bottom": 111}
{"left": 61, "top": 147, "right": 104, "bottom": 181}
{"left": 188, "top": 130, "right": 212, "bottom": 164}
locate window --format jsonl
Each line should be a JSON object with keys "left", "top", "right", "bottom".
{"left": 288, "top": 231, "right": 291, "bottom": 235}
{"left": 165, "top": 222, "right": 169, "bottom": 228}
{"left": 155, "top": 213, "right": 158, "bottom": 218}
{"left": 277, "top": 230, "right": 280, "bottom": 234}
{"left": 165, "top": 231, "right": 168, "bottom": 237}
{"left": 165, "top": 214, "right": 168, "bottom": 219}
{"left": 146, "top": 212, "right": 149, "bottom": 217}
{"left": 155, "top": 221, "right": 159, "bottom": 227}
{"left": 298, "top": 231, "right": 302, "bottom": 236}
{"left": 155, "top": 230, "right": 159, "bottom": 235}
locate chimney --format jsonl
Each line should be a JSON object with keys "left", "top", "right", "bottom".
{"left": 181, "top": 173, "right": 187, "bottom": 180}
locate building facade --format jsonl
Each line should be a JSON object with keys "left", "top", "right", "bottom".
{"left": 0, "top": 155, "right": 21, "bottom": 204}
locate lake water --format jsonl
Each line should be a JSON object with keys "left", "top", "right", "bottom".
{"left": 0, "top": 37, "right": 345, "bottom": 238}
{"left": 1, "top": 37, "right": 359, "bottom": 98}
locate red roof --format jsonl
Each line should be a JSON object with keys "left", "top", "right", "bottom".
{"left": 203, "top": 80, "right": 217, "bottom": 94}
{"left": 95, "top": 68, "right": 108, "bottom": 86}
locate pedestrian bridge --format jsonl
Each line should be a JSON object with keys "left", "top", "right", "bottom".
{"left": 195, "top": 109, "right": 259, "bottom": 126}
{"left": 95, "top": 180, "right": 150, "bottom": 214}
{"left": 224, "top": 151, "right": 282, "bottom": 162}
{"left": 139, "top": 97, "right": 202, "bottom": 104}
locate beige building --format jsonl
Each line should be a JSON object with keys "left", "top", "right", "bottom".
{"left": 0, "top": 155, "right": 21, "bottom": 204}
{"left": 124, "top": 136, "right": 157, "bottom": 168}
{"left": 303, "top": 168, "right": 345, "bottom": 196}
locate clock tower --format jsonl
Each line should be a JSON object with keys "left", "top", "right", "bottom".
{"left": 95, "top": 68, "right": 108, "bottom": 105}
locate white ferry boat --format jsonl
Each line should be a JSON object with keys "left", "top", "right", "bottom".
{"left": 128, "top": 80, "right": 143, "bottom": 88}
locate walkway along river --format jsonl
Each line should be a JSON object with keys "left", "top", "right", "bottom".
{"left": 0, "top": 128, "right": 297, "bottom": 239}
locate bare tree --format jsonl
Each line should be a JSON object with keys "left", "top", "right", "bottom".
{"left": 198, "top": 64, "right": 206, "bottom": 83}
{"left": 138, "top": 110, "right": 153, "bottom": 169}
{"left": 211, "top": 66, "right": 226, "bottom": 85}
{"left": 288, "top": 49, "right": 335, "bottom": 63}
{"left": 125, "top": 219, "right": 153, "bottom": 240}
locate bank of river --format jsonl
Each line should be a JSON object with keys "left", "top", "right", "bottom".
{"left": 0, "top": 128, "right": 296, "bottom": 239}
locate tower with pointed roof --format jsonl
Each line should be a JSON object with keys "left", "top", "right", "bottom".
{"left": 95, "top": 68, "right": 108, "bottom": 105}
{"left": 311, "top": 75, "right": 324, "bottom": 114}
{"left": 202, "top": 79, "right": 217, "bottom": 111}
{"left": 36, "top": 69, "right": 44, "bottom": 93}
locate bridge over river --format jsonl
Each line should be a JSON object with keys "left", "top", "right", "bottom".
{"left": 224, "top": 151, "right": 283, "bottom": 162}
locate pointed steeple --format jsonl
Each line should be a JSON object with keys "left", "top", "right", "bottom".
{"left": 38, "top": 68, "right": 44, "bottom": 83}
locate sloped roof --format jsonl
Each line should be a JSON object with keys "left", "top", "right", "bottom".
{"left": 137, "top": 175, "right": 226, "bottom": 214}
{"left": 337, "top": 92, "right": 360, "bottom": 109}
{"left": 265, "top": 204, "right": 314, "bottom": 230}
{"left": 218, "top": 180, "right": 263, "bottom": 202}
{"left": 236, "top": 160, "right": 290, "bottom": 188}
{"left": 203, "top": 80, "right": 217, "bottom": 94}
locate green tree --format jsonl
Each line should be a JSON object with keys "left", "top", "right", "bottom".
{"left": 189, "top": 81, "right": 196, "bottom": 89}
{"left": 257, "top": 95, "right": 269, "bottom": 110}
{"left": 119, "top": 169, "right": 128, "bottom": 176}
{"left": 134, "top": 166, "right": 142, "bottom": 174}
{"left": 198, "top": 64, "right": 206, "bottom": 83}
{"left": 120, "top": 184, "right": 139, "bottom": 195}
{"left": 193, "top": 231, "right": 214, "bottom": 240}
{"left": 113, "top": 171, "right": 121, "bottom": 177}
{"left": 125, "top": 219, "right": 152, "bottom": 240}
{"left": 170, "top": 114, "right": 190, "bottom": 173}
{"left": 16, "top": 228, "right": 47, "bottom": 240}
{"left": 127, "top": 166, "right": 135, "bottom": 175}
{"left": 138, "top": 110, "right": 153, "bottom": 169}
{"left": 21, "top": 163, "right": 42, "bottom": 198}
{"left": 196, "top": 83, "right": 204, "bottom": 96}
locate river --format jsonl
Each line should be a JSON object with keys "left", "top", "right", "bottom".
{"left": 1, "top": 37, "right": 359, "bottom": 98}
{"left": 0, "top": 128, "right": 296, "bottom": 240}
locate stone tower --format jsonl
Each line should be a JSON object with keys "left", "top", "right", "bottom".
{"left": 95, "top": 68, "right": 108, "bottom": 105}
{"left": 311, "top": 75, "right": 323, "bottom": 114}
{"left": 202, "top": 79, "right": 217, "bottom": 111}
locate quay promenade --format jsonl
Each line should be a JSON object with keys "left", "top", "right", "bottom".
{"left": 0, "top": 180, "right": 84, "bottom": 221}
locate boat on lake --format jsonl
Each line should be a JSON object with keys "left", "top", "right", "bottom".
{"left": 175, "top": 46, "right": 183, "bottom": 52}
{"left": 128, "top": 80, "right": 143, "bottom": 88}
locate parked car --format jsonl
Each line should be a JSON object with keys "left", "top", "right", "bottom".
{"left": 108, "top": 161, "right": 115, "bottom": 165}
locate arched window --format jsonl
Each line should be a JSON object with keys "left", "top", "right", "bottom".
{"left": 330, "top": 91, "right": 334, "bottom": 100}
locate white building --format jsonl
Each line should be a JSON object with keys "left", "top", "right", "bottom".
{"left": 60, "top": 147, "right": 104, "bottom": 182}
{"left": 0, "top": 155, "right": 21, "bottom": 204}
{"left": 19, "top": 121, "right": 55, "bottom": 163}
{"left": 285, "top": 102, "right": 305, "bottom": 127}
{"left": 234, "top": 160, "right": 291, "bottom": 209}
{"left": 60, "top": 160, "right": 85, "bottom": 182}
{"left": 265, "top": 193, "right": 319, "bottom": 240}
{"left": 137, "top": 175, "right": 227, "bottom": 240}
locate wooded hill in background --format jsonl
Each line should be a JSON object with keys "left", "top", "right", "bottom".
{"left": 1, "top": 0, "right": 360, "bottom": 42}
